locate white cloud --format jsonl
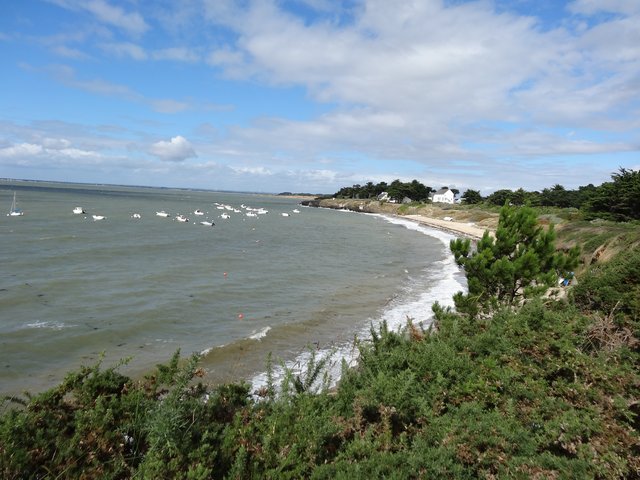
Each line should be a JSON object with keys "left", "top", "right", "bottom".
{"left": 0, "top": 143, "right": 44, "bottom": 158}
{"left": 230, "top": 166, "right": 273, "bottom": 176}
{"left": 100, "top": 42, "right": 147, "bottom": 60}
{"left": 149, "top": 136, "right": 197, "bottom": 162}
{"left": 152, "top": 47, "right": 199, "bottom": 63}
{"left": 48, "top": 0, "right": 149, "bottom": 36}
{"left": 194, "top": 1, "right": 640, "bottom": 179}
{"left": 42, "top": 137, "right": 72, "bottom": 149}
{"left": 149, "top": 99, "right": 190, "bottom": 114}
{"left": 51, "top": 45, "right": 90, "bottom": 59}
{"left": 0, "top": 140, "right": 104, "bottom": 165}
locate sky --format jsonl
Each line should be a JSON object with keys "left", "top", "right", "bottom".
{"left": 1, "top": 0, "right": 639, "bottom": 195}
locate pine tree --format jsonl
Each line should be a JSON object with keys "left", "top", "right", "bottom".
{"left": 450, "top": 203, "right": 580, "bottom": 316}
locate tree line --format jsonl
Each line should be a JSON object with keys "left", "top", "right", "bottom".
{"left": 334, "top": 179, "right": 455, "bottom": 203}
{"left": 334, "top": 167, "right": 640, "bottom": 221}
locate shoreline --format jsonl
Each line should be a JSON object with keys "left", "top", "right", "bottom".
{"left": 401, "top": 214, "right": 490, "bottom": 240}
{"left": 304, "top": 198, "right": 495, "bottom": 241}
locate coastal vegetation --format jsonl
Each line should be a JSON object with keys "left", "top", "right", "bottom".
{"left": 2, "top": 198, "right": 639, "bottom": 478}
{"left": 450, "top": 203, "right": 580, "bottom": 317}
{"left": 333, "top": 167, "right": 640, "bottom": 222}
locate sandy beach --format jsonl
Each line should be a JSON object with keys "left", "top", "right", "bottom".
{"left": 402, "top": 214, "right": 493, "bottom": 240}
{"left": 311, "top": 198, "right": 496, "bottom": 241}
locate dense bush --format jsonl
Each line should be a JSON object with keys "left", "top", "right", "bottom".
{"left": 572, "top": 249, "right": 640, "bottom": 321}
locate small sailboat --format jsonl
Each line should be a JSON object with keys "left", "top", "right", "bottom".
{"left": 199, "top": 220, "right": 214, "bottom": 226}
{"left": 73, "top": 206, "right": 85, "bottom": 214}
{"left": 156, "top": 211, "right": 170, "bottom": 217}
{"left": 131, "top": 213, "right": 142, "bottom": 219}
{"left": 92, "top": 215, "right": 106, "bottom": 221}
{"left": 194, "top": 209, "right": 205, "bottom": 216}
{"left": 175, "top": 214, "right": 189, "bottom": 223}
{"left": 7, "top": 192, "right": 24, "bottom": 216}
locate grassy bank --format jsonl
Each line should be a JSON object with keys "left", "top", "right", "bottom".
{"left": 2, "top": 207, "right": 639, "bottom": 479}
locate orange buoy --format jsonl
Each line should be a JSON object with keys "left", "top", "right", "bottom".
{"left": 238, "top": 313, "right": 244, "bottom": 320}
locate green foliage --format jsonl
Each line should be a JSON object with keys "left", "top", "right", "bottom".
{"left": 450, "top": 203, "right": 580, "bottom": 315}
{"left": 335, "top": 179, "right": 433, "bottom": 202}
{"left": 0, "top": 351, "right": 250, "bottom": 479}
{"left": 485, "top": 188, "right": 525, "bottom": 206}
{"left": 584, "top": 167, "right": 640, "bottom": 221}
{"left": 461, "top": 188, "right": 483, "bottom": 204}
{"left": 572, "top": 249, "right": 640, "bottom": 322}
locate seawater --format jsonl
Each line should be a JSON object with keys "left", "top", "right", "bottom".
{"left": 0, "top": 181, "right": 466, "bottom": 396}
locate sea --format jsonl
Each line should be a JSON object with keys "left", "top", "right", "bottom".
{"left": 0, "top": 180, "right": 466, "bottom": 397}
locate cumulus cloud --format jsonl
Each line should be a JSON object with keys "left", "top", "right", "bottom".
{"left": 149, "top": 136, "right": 197, "bottom": 162}
{"left": 0, "top": 140, "right": 104, "bottom": 165}
{"left": 194, "top": 1, "right": 640, "bottom": 184}
{"left": 0, "top": 143, "right": 45, "bottom": 158}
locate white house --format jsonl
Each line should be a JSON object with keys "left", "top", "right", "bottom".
{"left": 377, "top": 191, "right": 397, "bottom": 203}
{"left": 431, "top": 188, "right": 455, "bottom": 204}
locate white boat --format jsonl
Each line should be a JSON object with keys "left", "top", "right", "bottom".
{"left": 131, "top": 213, "right": 141, "bottom": 219}
{"left": 92, "top": 215, "right": 105, "bottom": 221}
{"left": 7, "top": 192, "right": 24, "bottom": 216}
{"left": 156, "top": 211, "right": 170, "bottom": 217}
{"left": 246, "top": 212, "right": 257, "bottom": 217}
{"left": 175, "top": 214, "right": 189, "bottom": 222}
{"left": 220, "top": 213, "right": 231, "bottom": 219}
{"left": 194, "top": 209, "right": 205, "bottom": 216}
{"left": 200, "top": 220, "right": 214, "bottom": 226}
{"left": 292, "top": 209, "right": 300, "bottom": 213}
{"left": 281, "top": 212, "right": 290, "bottom": 217}
{"left": 73, "top": 206, "right": 85, "bottom": 214}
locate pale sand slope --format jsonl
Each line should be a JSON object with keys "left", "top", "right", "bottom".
{"left": 403, "top": 214, "right": 494, "bottom": 240}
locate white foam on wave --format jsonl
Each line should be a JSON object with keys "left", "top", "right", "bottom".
{"left": 249, "top": 326, "right": 271, "bottom": 340}
{"left": 26, "top": 321, "right": 69, "bottom": 331}
{"left": 200, "top": 326, "right": 271, "bottom": 356}
{"left": 371, "top": 214, "right": 466, "bottom": 330}
{"left": 249, "top": 214, "right": 467, "bottom": 396}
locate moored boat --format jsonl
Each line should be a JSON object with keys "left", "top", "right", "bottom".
{"left": 7, "top": 192, "right": 24, "bottom": 216}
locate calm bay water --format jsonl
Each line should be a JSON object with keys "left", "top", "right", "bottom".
{"left": 1, "top": 180, "right": 465, "bottom": 396}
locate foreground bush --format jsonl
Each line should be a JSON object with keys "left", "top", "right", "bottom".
{"left": 2, "top": 293, "right": 638, "bottom": 478}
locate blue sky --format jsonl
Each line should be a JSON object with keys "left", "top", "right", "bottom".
{"left": 1, "top": 0, "right": 639, "bottom": 194}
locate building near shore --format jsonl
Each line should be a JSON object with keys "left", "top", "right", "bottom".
{"left": 431, "top": 188, "right": 456, "bottom": 204}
